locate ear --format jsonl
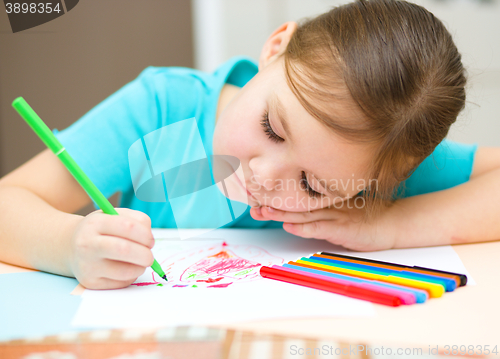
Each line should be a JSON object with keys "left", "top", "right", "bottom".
{"left": 259, "top": 21, "right": 298, "bottom": 70}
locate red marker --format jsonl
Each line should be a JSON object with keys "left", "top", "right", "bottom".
{"left": 260, "top": 266, "right": 401, "bottom": 307}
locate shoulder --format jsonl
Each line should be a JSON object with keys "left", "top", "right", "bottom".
{"left": 127, "top": 65, "right": 224, "bottom": 124}
{"left": 134, "top": 65, "right": 216, "bottom": 94}
{"left": 135, "top": 55, "right": 258, "bottom": 92}
{"left": 397, "top": 139, "right": 479, "bottom": 197}
{"left": 423, "top": 139, "right": 478, "bottom": 170}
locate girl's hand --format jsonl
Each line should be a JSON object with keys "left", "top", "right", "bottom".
{"left": 69, "top": 208, "right": 155, "bottom": 289}
{"left": 250, "top": 199, "right": 397, "bottom": 252}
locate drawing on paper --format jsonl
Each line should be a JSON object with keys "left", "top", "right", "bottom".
{"left": 132, "top": 241, "right": 284, "bottom": 288}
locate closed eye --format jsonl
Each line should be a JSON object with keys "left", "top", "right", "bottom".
{"left": 300, "top": 171, "right": 322, "bottom": 198}
{"left": 261, "top": 111, "right": 320, "bottom": 199}
{"left": 260, "top": 111, "right": 284, "bottom": 143}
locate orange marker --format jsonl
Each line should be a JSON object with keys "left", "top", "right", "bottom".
{"left": 319, "top": 252, "right": 466, "bottom": 287}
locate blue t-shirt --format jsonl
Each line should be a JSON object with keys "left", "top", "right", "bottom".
{"left": 55, "top": 56, "right": 478, "bottom": 228}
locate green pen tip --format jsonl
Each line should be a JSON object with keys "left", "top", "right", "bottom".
{"left": 162, "top": 275, "right": 168, "bottom": 281}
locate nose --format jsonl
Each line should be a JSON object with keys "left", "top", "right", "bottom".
{"left": 248, "top": 157, "right": 283, "bottom": 191}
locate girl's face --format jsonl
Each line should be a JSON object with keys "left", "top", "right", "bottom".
{"left": 213, "top": 57, "right": 375, "bottom": 212}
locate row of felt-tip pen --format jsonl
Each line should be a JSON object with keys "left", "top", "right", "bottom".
{"left": 259, "top": 252, "right": 467, "bottom": 307}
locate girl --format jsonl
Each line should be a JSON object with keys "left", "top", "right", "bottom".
{"left": 1, "top": 0, "right": 499, "bottom": 290}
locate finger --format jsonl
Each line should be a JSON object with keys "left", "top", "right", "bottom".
{"left": 115, "top": 208, "right": 152, "bottom": 228}
{"left": 283, "top": 221, "right": 339, "bottom": 241}
{"left": 100, "top": 259, "right": 148, "bottom": 282}
{"left": 98, "top": 235, "right": 155, "bottom": 268}
{"left": 284, "top": 221, "right": 353, "bottom": 248}
{"left": 89, "top": 213, "right": 155, "bottom": 248}
{"left": 260, "top": 206, "right": 342, "bottom": 224}
{"left": 82, "top": 277, "right": 136, "bottom": 290}
{"left": 250, "top": 207, "right": 269, "bottom": 221}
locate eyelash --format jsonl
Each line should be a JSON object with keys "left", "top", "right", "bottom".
{"left": 260, "top": 111, "right": 284, "bottom": 143}
{"left": 260, "top": 111, "right": 320, "bottom": 199}
{"left": 300, "top": 171, "right": 322, "bottom": 198}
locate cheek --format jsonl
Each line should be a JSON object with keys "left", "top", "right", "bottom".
{"left": 211, "top": 126, "right": 225, "bottom": 155}
{"left": 213, "top": 127, "right": 249, "bottom": 160}
{"left": 213, "top": 116, "right": 260, "bottom": 161}
{"left": 212, "top": 118, "right": 237, "bottom": 157}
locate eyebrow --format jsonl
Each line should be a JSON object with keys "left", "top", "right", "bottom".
{"left": 271, "top": 93, "right": 293, "bottom": 141}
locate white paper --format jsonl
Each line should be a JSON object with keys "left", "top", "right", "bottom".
{"left": 72, "top": 229, "right": 473, "bottom": 329}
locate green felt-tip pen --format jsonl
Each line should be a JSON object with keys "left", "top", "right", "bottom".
{"left": 12, "top": 97, "right": 167, "bottom": 282}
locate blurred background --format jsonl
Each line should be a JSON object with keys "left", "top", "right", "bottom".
{"left": 1, "top": 0, "right": 499, "bottom": 201}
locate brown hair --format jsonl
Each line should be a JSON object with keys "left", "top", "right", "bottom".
{"left": 283, "top": 0, "right": 466, "bottom": 218}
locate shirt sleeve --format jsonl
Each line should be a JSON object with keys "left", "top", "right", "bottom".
{"left": 54, "top": 67, "right": 167, "bottom": 201}
{"left": 396, "top": 139, "right": 478, "bottom": 198}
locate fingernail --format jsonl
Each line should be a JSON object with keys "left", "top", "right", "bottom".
{"left": 267, "top": 206, "right": 275, "bottom": 213}
{"left": 255, "top": 207, "right": 262, "bottom": 216}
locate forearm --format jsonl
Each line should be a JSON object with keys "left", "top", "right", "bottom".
{"left": 388, "top": 167, "right": 500, "bottom": 248}
{"left": 0, "top": 185, "right": 83, "bottom": 276}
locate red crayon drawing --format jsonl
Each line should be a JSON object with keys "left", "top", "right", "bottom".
{"left": 131, "top": 272, "right": 159, "bottom": 286}
{"left": 208, "top": 282, "right": 233, "bottom": 288}
{"left": 181, "top": 249, "right": 261, "bottom": 283}
{"left": 196, "top": 277, "right": 224, "bottom": 283}
{"left": 132, "top": 282, "right": 157, "bottom": 287}
{"left": 133, "top": 241, "right": 284, "bottom": 288}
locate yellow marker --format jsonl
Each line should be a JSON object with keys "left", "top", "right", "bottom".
{"left": 295, "top": 259, "right": 444, "bottom": 298}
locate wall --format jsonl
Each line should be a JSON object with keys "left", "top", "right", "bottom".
{"left": 0, "top": 0, "right": 194, "bottom": 212}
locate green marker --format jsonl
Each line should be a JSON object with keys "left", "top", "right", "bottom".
{"left": 12, "top": 97, "right": 167, "bottom": 282}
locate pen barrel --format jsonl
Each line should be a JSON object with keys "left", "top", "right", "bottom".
{"left": 11, "top": 97, "right": 117, "bottom": 215}
{"left": 12, "top": 97, "right": 63, "bottom": 154}
{"left": 57, "top": 151, "right": 118, "bottom": 215}
{"left": 151, "top": 259, "right": 166, "bottom": 277}
{"left": 12, "top": 96, "right": 166, "bottom": 281}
